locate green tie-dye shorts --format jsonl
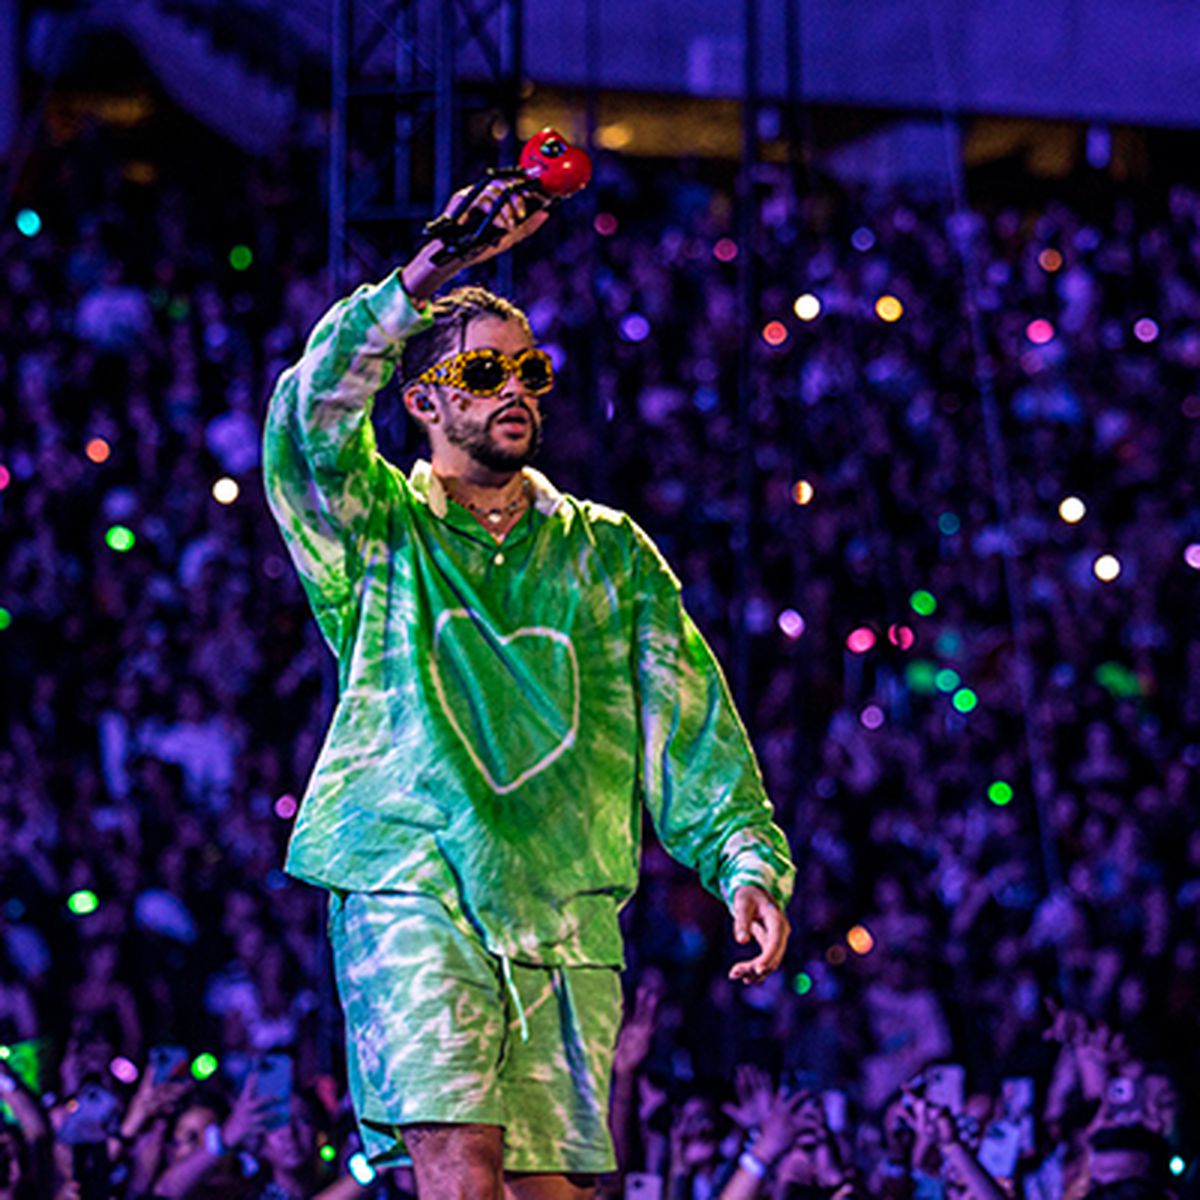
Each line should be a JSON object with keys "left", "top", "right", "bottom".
{"left": 326, "top": 889, "right": 623, "bottom": 1175}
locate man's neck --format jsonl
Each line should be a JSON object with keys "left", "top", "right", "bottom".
{"left": 431, "top": 454, "right": 523, "bottom": 501}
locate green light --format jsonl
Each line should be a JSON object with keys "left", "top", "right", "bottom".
{"left": 905, "top": 659, "right": 938, "bottom": 695}
{"left": 67, "top": 890, "right": 99, "bottom": 916}
{"left": 229, "top": 244, "right": 253, "bottom": 271}
{"left": 0, "top": 608, "right": 11, "bottom": 631}
{"left": 935, "top": 668, "right": 961, "bottom": 693}
{"left": 1094, "top": 661, "right": 1142, "bottom": 699}
{"left": 910, "top": 590, "right": 937, "bottom": 616}
{"left": 1169, "top": 1157, "right": 1186, "bottom": 1178}
{"left": 792, "top": 971, "right": 813, "bottom": 996}
{"left": 938, "top": 512, "right": 960, "bottom": 536}
{"left": 191, "top": 1053, "right": 219, "bottom": 1081}
{"left": 167, "top": 297, "right": 190, "bottom": 321}
{"left": 105, "top": 525, "right": 136, "bottom": 552}
{"left": 320, "top": 1144, "right": 337, "bottom": 1163}
{"left": 988, "top": 781, "right": 1014, "bottom": 806}
{"left": 952, "top": 688, "right": 978, "bottom": 713}
{"left": 0, "top": 1046, "right": 10, "bottom": 1061}
{"left": 16, "top": 209, "right": 42, "bottom": 237}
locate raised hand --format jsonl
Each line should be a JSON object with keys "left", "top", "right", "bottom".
{"left": 613, "top": 979, "right": 662, "bottom": 1077}
{"left": 728, "top": 886, "right": 790, "bottom": 984}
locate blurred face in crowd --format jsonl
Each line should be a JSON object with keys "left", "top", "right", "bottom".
{"left": 261, "top": 1095, "right": 320, "bottom": 1172}
{"left": 418, "top": 317, "right": 545, "bottom": 475}
{"left": 169, "top": 1104, "right": 220, "bottom": 1165}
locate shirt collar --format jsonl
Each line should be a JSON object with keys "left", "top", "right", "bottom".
{"left": 409, "top": 459, "right": 563, "bottom": 520}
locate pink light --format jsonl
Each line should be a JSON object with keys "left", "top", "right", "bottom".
{"left": 713, "top": 238, "right": 738, "bottom": 263}
{"left": 846, "top": 627, "right": 876, "bottom": 654}
{"left": 593, "top": 212, "right": 618, "bottom": 237}
{"left": 0, "top": 465, "right": 10, "bottom": 491}
{"left": 762, "top": 321, "right": 788, "bottom": 347}
{"left": 778, "top": 608, "right": 806, "bottom": 639}
{"left": 860, "top": 704, "right": 885, "bottom": 730}
{"left": 887, "top": 623, "right": 915, "bottom": 651}
{"left": 110, "top": 1056, "right": 139, "bottom": 1084}
{"left": 1185, "top": 543, "right": 1200, "bottom": 571}
{"left": 1133, "top": 318, "right": 1160, "bottom": 343}
{"left": 1026, "top": 319, "right": 1055, "bottom": 345}
{"left": 274, "top": 794, "right": 298, "bottom": 819}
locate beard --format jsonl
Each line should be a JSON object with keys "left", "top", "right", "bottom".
{"left": 444, "top": 402, "right": 543, "bottom": 473}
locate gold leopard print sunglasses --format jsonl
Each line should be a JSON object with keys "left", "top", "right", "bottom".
{"left": 417, "top": 347, "right": 555, "bottom": 398}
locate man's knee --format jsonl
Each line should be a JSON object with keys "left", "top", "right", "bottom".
{"left": 403, "top": 1122, "right": 504, "bottom": 1198}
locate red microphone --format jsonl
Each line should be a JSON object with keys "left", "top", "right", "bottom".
{"left": 424, "top": 128, "right": 592, "bottom": 264}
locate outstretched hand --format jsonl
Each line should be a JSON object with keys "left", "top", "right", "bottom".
{"left": 403, "top": 181, "right": 550, "bottom": 303}
{"left": 728, "top": 885, "right": 790, "bottom": 984}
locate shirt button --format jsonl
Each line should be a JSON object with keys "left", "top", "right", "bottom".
{"left": 493, "top": 552, "right": 505, "bottom": 565}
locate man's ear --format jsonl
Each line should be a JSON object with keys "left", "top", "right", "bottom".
{"left": 403, "top": 385, "right": 438, "bottom": 424}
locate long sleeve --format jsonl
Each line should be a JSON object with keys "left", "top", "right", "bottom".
{"left": 631, "top": 523, "right": 796, "bottom": 912}
{"left": 262, "top": 269, "right": 431, "bottom": 657}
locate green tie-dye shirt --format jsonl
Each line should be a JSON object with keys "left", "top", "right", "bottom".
{"left": 263, "top": 268, "right": 795, "bottom": 967}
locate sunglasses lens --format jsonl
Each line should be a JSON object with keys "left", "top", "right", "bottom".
{"left": 460, "top": 353, "right": 507, "bottom": 395}
{"left": 518, "top": 353, "right": 554, "bottom": 394}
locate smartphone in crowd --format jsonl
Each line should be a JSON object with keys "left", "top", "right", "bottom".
{"left": 626, "top": 1173, "right": 664, "bottom": 1200}
{"left": 977, "top": 1120, "right": 1022, "bottom": 1180}
{"left": 58, "top": 1080, "right": 121, "bottom": 1145}
{"left": 148, "top": 1044, "right": 188, "bottom": 1085}
{"left": 1104, "top": 1076, "right": 1146, "bottom": 1123}
{"left": 924, "top": 1063, "right": 966, "bottom": 1114}
{"left": 252, "top": 1052, "right": 293, "bottom": 1129}
{"left": 822, "top": 1089, "right": 848, "bottom": 1133}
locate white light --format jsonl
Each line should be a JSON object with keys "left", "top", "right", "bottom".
{"left": 212, "top": 477, "right": 240, "bottom": 505}
{"left": 1093, "top": 554, "right": 1121, "bottom": 583}
{"left": 1058, "top": 496, "right": 1086, "bottom": 524}
{"left": 348, "top": 1152, "right": 377, "bottom": 1185}
{"left": 793, "top": 293, "right": 822, "bottom": 322}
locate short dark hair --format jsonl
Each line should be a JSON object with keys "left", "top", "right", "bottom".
{"left": 1089, "top": 1125, "right": 1172, "bottom": 1186}
{"left": 398, "top": 285, "right": 532, "bottom": 393}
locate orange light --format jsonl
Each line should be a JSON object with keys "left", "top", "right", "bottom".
{"left": 1038, "top": 248, "right": 1063, "bottom": 272}
{"left": 791, "top": 479, "right": 814, "bottom": 506}
{"left": 875, "top": 294, "right": 904, "bottom": 323}
{"left": 847, "top": 924, "right": 875, "bottom": 955}
{"left": 86, "top": 437, "right": 111, "bottom": 464}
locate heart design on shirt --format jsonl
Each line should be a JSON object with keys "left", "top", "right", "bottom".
{"left": 429, "top": 607, "right": 580, "bottom": 795}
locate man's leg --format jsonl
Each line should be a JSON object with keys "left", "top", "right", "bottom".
{"left": 404, "top": 1122, "right": 505, "bottom": 1200}
{"left": 505, "top": 1172, "right": 597, "bottom": 1200}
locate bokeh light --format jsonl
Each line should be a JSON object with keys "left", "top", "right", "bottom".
{"left": 1184, "top": 543, "right": 1200, "bottom": 570}
{"left": 906, "top": 659, "right": 937, "bottom": 694}
{"left": 110, "top": 1056, "right": 139, "bottom": 1084}
{"left": 0, "top": 608, "right": 11, "bottom": 632}
{"left": 1038, "top": 248, "right": 1063, "bottom": 272}
{"left": 0, "top": 464, "right": 11, "bottom": 490}
{"left": 1026, "top": 318, "right": 1055, "bottom": 345}
{"left": 792, "top": 479, "right": 814, "bottom": 505}
{"left": 852, "top": 227, "right": 876, "bottom": 252}
{"left": 952, "top": 688, "right": 979, "bottom": 713}
{"left": 86, "top": 437, "right": 111, "bottom": 464}
{"left": 793, "top": 293, "right": 822, "bottom": 321}
{"left": 846, "top": 627, "right": 876, "bottom": 654}
{"left": 860, "top": 704, "right": 885, "bottom": 730}
{"left": 910, "top": 589, "right": 937, "bottom": 616}
{"left": 349, "top": 1153, "right": 377, "bottom": 1186}
{"left": 228, "top": 244, "right": 253, "bottom": 271}
{"left": 826, "top": 945, "right": 848, "bottom": 966}
{"left": 619, "top": 313, "right": 650, "bottom": 342}
{"left": 875, "top": 294, "right": 904, "bottom": 323}
{"left": 1133, "top": 318, "right": 1159, "bottom": 344}
{"left": 1058, "top": 495, "right": 1086, "bottom": 524}
{"left": 938, "top": 512, "right": 960, "bottom": 536}
{"left": 1169, "top": 1158, "right": 1186, "bottom": 1179}
{"left": 1093, "top": 553, "right": 1121, "bottom": 582}
{"left": 762, "top": 321, "right": 788, "bottom": 347}
{"left": 847, "top": 925, "right": 876, "bottom": 955}
{"left": 212, "top": 477, "right": 240, "bottom": 505}
{"left": 935, "top": 668, "right": 961, "bottom": 693}
{"left": 68, "top": 890, "right": 99, "bottom": 916}
{"left": 191, "top": 1053, "right": 219, "bottom": 1081}
{"left": 15, "top": 208, "right": 41, "bottom": 237}
{"left": 713, "top": 238, "right": 738, "bottom": 263}
{"left": 988, "top": 780, "right": 1014, "bottom": 806}
{"left": 593, "top": 212, "right": 618, "bottom": 236}
{"left": 792, "top": 971, "right": 813, "bottom": 996}
{"left": 274, "top": 794, "right": 299, "bottom": 819}
{"left": 106, "top": 525, "right": 136, "bottom": 553}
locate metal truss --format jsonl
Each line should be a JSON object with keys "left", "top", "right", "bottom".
{"left": 329, "top": 0, "right": 522, "bottom": 289}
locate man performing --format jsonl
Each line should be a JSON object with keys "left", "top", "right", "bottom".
{"left": 263, "top": 182, "right": 795, "bottom": 1199}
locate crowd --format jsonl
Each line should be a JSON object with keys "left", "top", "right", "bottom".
{"left": 1, "top": 93, "right": 1198, "bottom": 1197}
